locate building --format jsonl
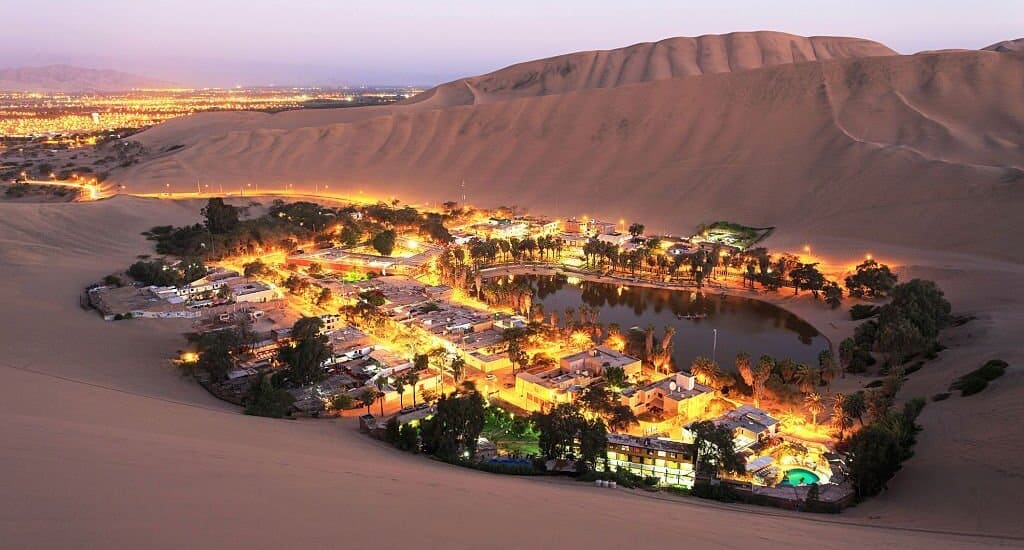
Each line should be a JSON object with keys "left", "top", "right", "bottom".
{"left": 514, "top": 347, "right": 640, "bottom": 411}
{"left": 619, "top": 372, "right": 714, "bottom": 423}
{"left": 151, "top": 269, "right": 240, "bottom": 301}
{"left": 684, "top": 405, "right": 780, "bottom": 450}
{"left": 603, "top": 434, "right": 696, "bottom": 488}
{"left": 559, "top": 346, "right": 642, "bottom": 379}
{"left": 515, "top": 364, "right": 600, "bottom": 411}
{"left": 327, "top": 326, "right": 374, "bottom": 363}
{"left": 318, "top": 313, "right": 345, "bottom": 335}
{"left": 230, "top": 280, "right": 279, "bottom": 303}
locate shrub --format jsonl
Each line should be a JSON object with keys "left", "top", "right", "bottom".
{"left": 850, "top": 304, "right": 880, "bottom": 320}
{"left": 385, "top": 417, "right": 401, "bottom": 445}
{"left": 903, "top": 362, "right": 924, "bottom": 375}
{"left": 951, "top": 360, "right": 1008, "bottom": 397}
{"left": 471, "top": 460, "right": 541, "bottom": 476}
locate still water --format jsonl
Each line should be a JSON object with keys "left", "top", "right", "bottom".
{"left": 516, "top": 274, "right": 829, "bottom": 370}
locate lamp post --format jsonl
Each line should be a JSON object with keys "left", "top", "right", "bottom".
{"left": 712, "top": 328, "right": 718, "bottom": 364}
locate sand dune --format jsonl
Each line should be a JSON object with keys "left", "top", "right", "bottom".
{"left": 132, "top": 32, "right": 892, "bottom": 146}
{"left": 1, "top": 196, "right": 1021, "bottom": 548}
{"left": 119, "top": 49, "right": 1024, "bottom": 261}
{"left": 982, "top": 38, "right": 1024, "bottom": 53}
{"left": 404, "top": 32, "right": 895, "bottom": 108}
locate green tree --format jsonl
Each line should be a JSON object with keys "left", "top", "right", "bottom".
{"left": 385, "top": 416, "right": 401, "bottom": 445}
{"left": 330, "top": 392, "right": 353, "bottom": 411}
{"left": 359, "top": 388, "right": 380, "bottom": 416}
{"left": 603, "top": 366, "right": 627, "bottom": 389}
{"left": 735, "top": 352, "right": 754, "bottom": 389}
{"left": 844, "top": 259, "right": 897, "bottom": 298}
{"left": 752, "top": 355, "right": 773, "bottom": 408}
{"left": 690, "top": 356, "right": 721, "bottom": 388}
{"left": 842, "top": 391, "right": 867, "bottom": 426}
{"left": 830, "top": 393, "right": 853, "bottom": 439}
{"left": 824, "top": 281, "right": 843, "bottom": 308}
{"left": 419, "top": 389, "right": 486, "bottom": 461}
{"left": 277, "top": 317, "right": 330, "bottom": 386}
{"left": 688, "top": 420, "right": 743, "bottom": 477}
{"left": 627, "top": 223, "right": 645, "bottom": 240}
{"left": 201, "top": 197, "right": 239, "bottom": 234}
{"left": 371, "top": 230, "right": 397, "bottom": 256}
{"left": 244, "top": 377, "right": 295, "bottom": 418}
{"left": 805, "top": 392, "right": 824, "bottom": 425}
{"left": 846, "top": 424, "right": 903, "bottom": 498}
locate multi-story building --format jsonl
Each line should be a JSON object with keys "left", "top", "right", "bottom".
{"left": 603, "top": 434, "right": 697, "bottom": 488}
{"left": 619, "top": 372, "right": 715, "bottom": 424}
{"left": 515, "top": 347, "right": 642, "bottom": 411}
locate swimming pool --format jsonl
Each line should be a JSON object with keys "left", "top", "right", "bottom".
{"left": 780, "top": 468, "right": 820, "bottom": 486}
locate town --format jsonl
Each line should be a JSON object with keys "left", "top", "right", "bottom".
{"left": 84, "top": 195, "right": 951, "bottom": 512}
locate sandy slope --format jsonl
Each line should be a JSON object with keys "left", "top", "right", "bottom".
{"left": 1, "top": 196, "right": 1022, "bottom": 548}
{"left": 982, "top": 38, "right": 1024, "bottom": 53}
{"left": 118, "top": 49, "right": 1024, "bottom": 262}
{"left": 129, "top": 32, "right": 892, "bottom": 146}
{"left": 404, "top": 32, "right": 895, "bottom": 108}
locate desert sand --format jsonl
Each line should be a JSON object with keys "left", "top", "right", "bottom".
{"left": 5, "top": 31, "right": 1024, "bottom": 548}
{"left": 0, "top": 196, "right": 1022, "bottom": 549}
{"left": 116, "top": 39, "right": 1024, "bottom": 263}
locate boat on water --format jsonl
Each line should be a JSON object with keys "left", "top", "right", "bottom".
{"left": 676, "top": 312, "right": 708, "bottom": 320}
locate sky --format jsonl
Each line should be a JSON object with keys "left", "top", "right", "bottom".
{"left": 2, "top": 0, "right": 1021, "bottom": 86}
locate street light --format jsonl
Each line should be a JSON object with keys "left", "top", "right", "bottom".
{"left": 712, "top": 328, "right": 718, "bottom": 364}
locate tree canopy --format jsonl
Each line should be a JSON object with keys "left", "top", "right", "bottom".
{"left": 419, "top": 388, "right": 486, "bottom": 462}
{"left": 277, "top": 317, "right": 330, "bottom": 386}
{"left": 688, "top": 420, "right": 743, "bottom": 477}
{"left": 201, "top": 197, "right": 240, "bottom": 234}
{"left": 844, "top": 260, "right": 897, "bottom": 298}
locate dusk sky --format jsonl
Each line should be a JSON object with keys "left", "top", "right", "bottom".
{"left": 3, "top": 0, "right": 1021, "bottom": 86}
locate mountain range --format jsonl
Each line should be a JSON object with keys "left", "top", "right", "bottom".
{"left": 0, "top": 64, "right": 175, "bottom": 92}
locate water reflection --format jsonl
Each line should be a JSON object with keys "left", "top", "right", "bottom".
{"left": 518, "top": 274, "right": 827, "bottom": 370}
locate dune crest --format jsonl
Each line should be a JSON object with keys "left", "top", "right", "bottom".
{"left": 982, "top": 38, "right": 1024, "bottom": 53}
{"left": 405, "top": 31, "right": 896, "bottom": 107}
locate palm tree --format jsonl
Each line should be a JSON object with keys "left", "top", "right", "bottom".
{"left": 395, "top": 376, "right": 406, "bottom": 409}
{"left": 735, "top": 352, "right": 754, "bottom": 388}
{"left": 830, "top": 393, "right": 852, "bottom": 439}
{"left": 448, "top": 355, "right": 467, "bottom": 388}
{"left": 793, "top": 363, "right": 819, "bottom": 394}
{"left": 818, "top": 350, "right": 837, "bottom": 390}
{"left": 405, "top": 371, "right": 420, "bottom": 407}
{"left": 690, "top": 356, "right": 720, "bottom": 388}
{"left": 805, "top": 392, "right": 824, "bottom": 425}
{"left": 373, "top": 377, "right": 387, "bottom": 416}
{"left": 843, "top": 391, "right": 867, "bottom": 426}
{"left": 753, "top": 355, "right": 774, "bottom": 408}
{"left": 360, "top": 388, "right": 380, "bottom": 416}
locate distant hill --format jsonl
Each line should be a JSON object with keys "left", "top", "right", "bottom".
{"left": 0, "top": 64, "right": 176, "bottom": 92}
{"left": 983, "top": 38, "right": 1024, "bottom": 53}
